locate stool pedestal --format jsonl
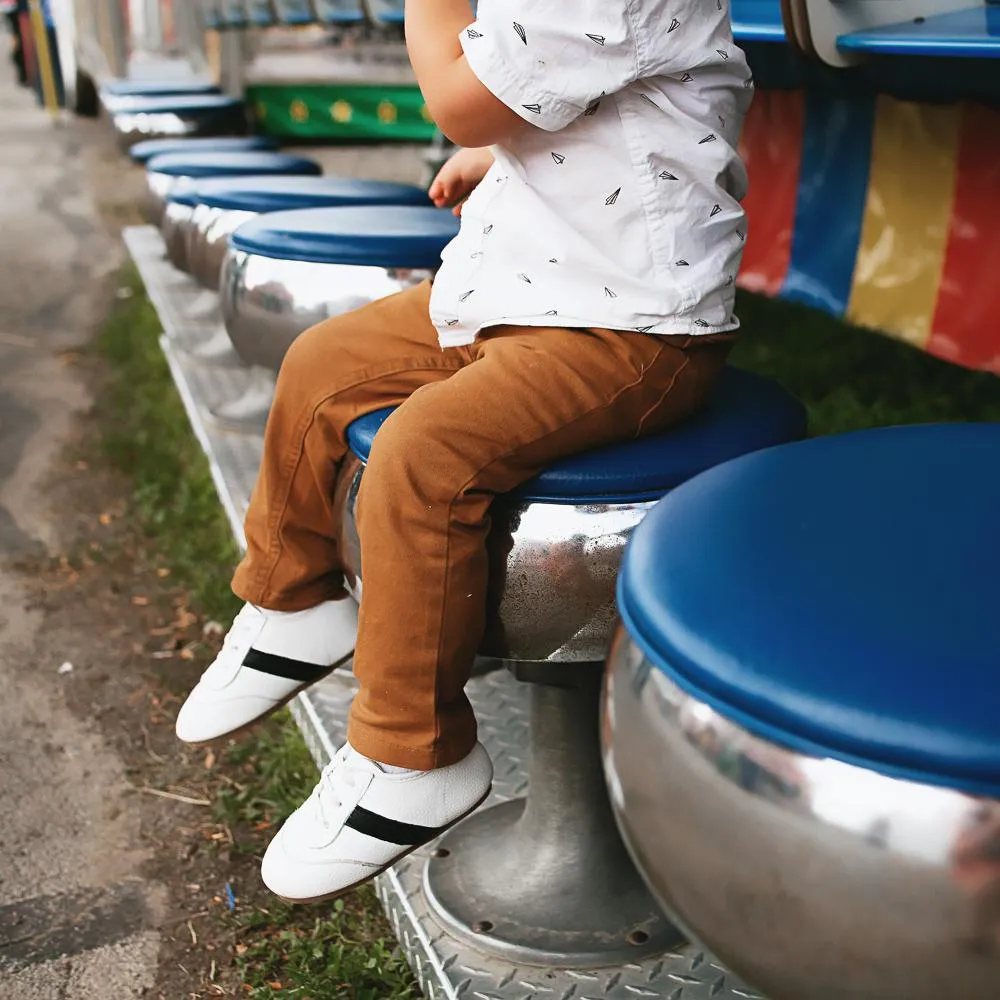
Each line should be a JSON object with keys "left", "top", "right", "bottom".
{"left": 423, "top": 663, "right": 682, "bottom": 967}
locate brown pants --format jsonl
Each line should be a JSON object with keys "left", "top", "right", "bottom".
{"left": 232, "top": 282, "right": 733, "bottom": 769}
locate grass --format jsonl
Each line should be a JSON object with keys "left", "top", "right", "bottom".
{"left": 232, "top": 892, "right": 419, "bottom": 1000}
{"left": 95, "top": 267, "right": 418, "bottom": 1000}
{"left": 96, "top": 266, "right": 243, "bottom": 624}
{"left": 95, "top": 264, "right": 1000, "bottom": 998}
{"left": 217, "top": 717, "right": 418, "bottom": 1000}
{"left": 733, "top": 291, "right": 1000, "bottom": 433}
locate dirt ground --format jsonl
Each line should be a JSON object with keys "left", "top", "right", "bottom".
{"left": 9, "top": 426, "right": 258, "bottom": 999}
{"left": 0, "top": 56, "right": 408, "bottom": 999}
{"left": 0, "top": 90, "right": 272, "bottom": 994}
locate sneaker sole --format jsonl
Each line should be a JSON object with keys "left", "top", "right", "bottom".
{"left": 181, "top": 652, "right": 352, "bottom": 746}
{"left": 271, "top": 785, "right": 494, "bottom": 906}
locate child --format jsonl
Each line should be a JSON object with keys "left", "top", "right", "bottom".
{"left": 175, "top": 0, "right": 752, "bottom": 903}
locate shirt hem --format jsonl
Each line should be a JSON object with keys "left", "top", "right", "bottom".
{"left": 435, "top": 313, "right": 740, "bottom": 348}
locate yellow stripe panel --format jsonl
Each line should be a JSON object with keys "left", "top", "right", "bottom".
{"left": 847, "top": 97, "right": 961, "bottom": 349}
{"left": 28, "top": 0, "right": 58, "bottom": 115}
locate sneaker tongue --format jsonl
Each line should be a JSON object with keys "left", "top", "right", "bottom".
{"left": 345, "top": 746, "right": 414, "bottom": 776}
{"left": 373, "top": 761, "right": 415, "bottom": 775}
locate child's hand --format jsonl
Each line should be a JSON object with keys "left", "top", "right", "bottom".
{"left": 429, "top": 147, "right": 495, "bottom": 216}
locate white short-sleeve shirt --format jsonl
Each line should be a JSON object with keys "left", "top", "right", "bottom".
{"left": 428, "top": 0, "right": 754, "bottom": 347}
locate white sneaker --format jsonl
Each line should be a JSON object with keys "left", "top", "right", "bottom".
{"left": 175, "top": 600, "right": 357, "bottom": 743}
{"left": 260, "top": 742, "right": 493, "bottom": 903}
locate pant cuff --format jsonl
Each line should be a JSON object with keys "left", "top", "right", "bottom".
{"left": 347, "top": 718, "right": 478, "bottom": 771}
{"left": 231, "top": 564, "right": 348, "bottom": 612}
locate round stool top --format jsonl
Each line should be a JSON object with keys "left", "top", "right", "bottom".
{"left": 275, "top": 0, "right": 315, "bottom": 22}
{"left": 146, "top": 151, "right": 322, "bottom": 180}
{"left": 110, "top": 94, "right": 243, "bottom": 115}
{"left": 129, "top": 135, "right": 278, "bottom": 164}
{"left": 190, "top": 176, "right": 431, "bottom": 214}
{"left": 230, "top": 205, "right": 460, "bottom": 267}
{"left": 619, "top": 422, "right": 1000, "bottom": 797}
{"left": 247, "top": 0, "right": 276, "bottom": 24}
{"left": 347, "top": 367, "right": 806, "bottom": 502}
{"left": 103, "top": 79, "right": 218, "bottom": 99}
{"left": 315, "top": 0, "right": 365, "bottom": 24}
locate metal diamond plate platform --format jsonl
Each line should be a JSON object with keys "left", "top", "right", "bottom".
{"left": 125, "top": 224, "right": 763, "bottom": 1000}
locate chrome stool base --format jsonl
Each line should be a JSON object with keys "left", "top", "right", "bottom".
{"left": 423, "top": 663, "right": 681, "bottom": 968}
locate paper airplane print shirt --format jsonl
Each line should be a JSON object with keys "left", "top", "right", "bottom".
{"left": 429, "top": 0, "right": 753, "bottom": 347}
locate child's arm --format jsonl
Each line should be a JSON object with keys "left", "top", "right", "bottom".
{"left": 428, "top": 147, "right": 495, "bottom": 215}
{"left": 408, "top": 0, "right": 645, "bottom": 145}
{"left": 405, "top": 0, "right": 527, "bottom": 147}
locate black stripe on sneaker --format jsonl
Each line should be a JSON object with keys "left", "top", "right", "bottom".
{"left": 344, "top": 804, "right": 447, "bottom": 847}
{"left": 242, "top": 648, "right": 331, "bottom": 683}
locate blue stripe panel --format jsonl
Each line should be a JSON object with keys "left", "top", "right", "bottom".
{"left": 781, "top": 92, "right": 875, "bottom": 316}
{"left": 838, "top": 6, "right": 1000, "bottom": 59}
{"left": 731, "top": 0, "right": 787, "bottom": 43}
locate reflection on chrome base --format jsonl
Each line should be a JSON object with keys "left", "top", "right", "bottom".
{"left": 219, "top": 249, "right": 432, "bottom": 373}
{"left": 335, "top": 453, "right": 654, "bottom": 662}
{"left": 112, "top": 109, "right": 244, "bottom": 154}
{"left": 189, "top": 207, "right": 255, "bottom": 290}
{"left": 603, "top": 629, "right": 1000, "bottom": 1000}
{"left": 161, "top": 200, "right": 196, "bottom": 272}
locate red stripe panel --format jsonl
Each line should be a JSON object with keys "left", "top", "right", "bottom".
{"left": 928, "top": 103, "right": 1000, "bottom": 374}
{"left": 19, "top": 13, "right": 38, "bottom": 87}
{"left": 737, "top": 89, "right": 805, "bottom": 297}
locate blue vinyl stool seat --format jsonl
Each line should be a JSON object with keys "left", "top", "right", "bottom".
{"left": 229, "top": 204, "right": 458, "bottom": 265}
{"left": 217, "top": 1, "right": 248, "bottom": 27}
{"left": 315, "top": 0, "right": 366, "bottom": 24}
{"left": 146, "top": 150, "right": 322, "bottom": 182}
{"left": 347, "top": 366, "right": 808, "bottom": 502}
{"left": 246, "top": 1, "right": 277, "bottom": 26}
{"left": 221, "top": 205, "right": 460, "bottom": 373}
{"left": 150, "top": 153, "right": 323, "bottom": 268}
{"left": 110, "top": 93, "right": 244, "bottom": 116}
{"left": 128, "top": 135, "right": 278, "bottom": 165}
{"left": 273, "top": 0, "right": 316, "bottom": 23}
{"left": 341, "top": 367, "right": 806, "bottom": 967}
{"left": 144, "top": 150, "right": 322, "bottom": 230}
{"left": 102, "top": 79, "right": 218, "bottom": 99}
{"left": 606, "top": 422, "right": 1000, "bottom": 1000}
{"left": 619, "top": 422, "right": 1000, "bottom": 793}
{"left": 185, "top": 177, "right": 431, "bottom": 289}
{"left": 343, "top": 364, "right": 806, "bottom": 656}
{"left": 101, "top": 80, "right": 221, "bottom": 117}
{"left": 102, "top": 79, "right": 218, "bottom": 97}
{"left": 193, "top": 175, "right": 431, "bottom": 215}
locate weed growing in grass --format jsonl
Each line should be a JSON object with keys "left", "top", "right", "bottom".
{"left": 231, "top": 893, "right": 419, "bottom": 1000}
{"left": 215, "top": 712, "right": 319, "bottom": 844}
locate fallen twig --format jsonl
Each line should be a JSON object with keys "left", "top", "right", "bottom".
{"left": 141, "top": 725, "right": 167, "bottom": 763}
{"left": 140, "top": 786, "right": 212, "bottom": 807}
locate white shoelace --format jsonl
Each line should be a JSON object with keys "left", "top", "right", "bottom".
{"left": 201, "top": 604, "right": 264, "bottom": 687}
{"left": 313, "top": 744, "right": 369, "bottom": 831}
